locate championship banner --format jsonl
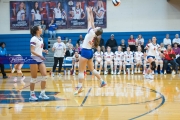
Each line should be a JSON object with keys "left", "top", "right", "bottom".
{"left": 29, "top": 1, "right": 48, "bottom": 28}
{"left": 67, "top": 0, "right": 87, "bottom": 29}
{"left": 10, "top": 1, "right": 29, "bottom": 30}
{"left": 47, "top": 1, "right": 67, "bottom": 29}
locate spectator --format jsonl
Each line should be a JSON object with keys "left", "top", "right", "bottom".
{"left": 99, "top": 35, "right": 105, "bottom": 52}
{"left": 128, "top": 35, "right": 136, "bottom": 52}
{"left": 66, "top": 39, "right": 73, "bottom": 49}
{"left": 163, "top": 45, "right": 176, "bottom": 75}
{"left": 172, "top": 43, "right": 180, "bottom": 65}
{"left": 172, "top": 34, "right": 180, "bottom": 46}
{"left": 65, "top": 44, "right": 74, "bottom": 57}
{"left": 160, "top": 43, "right": 166, "bottom": 52}
{"left": 120, "top": 39, "right": 126, "bottom": 52}
{"left": 136, "top": 34, "right": 144, "bottom": 51}
{"left": 105, "top": 34, "right": 118, "bottom": 52}
{"left": 74, "top": 43, "right": 81, "bottom": 54}
{"left": 51, "top": 36, "right": 66, "bottom": 77}
{"left": 163, "top": 34, "right": 171, "bottom": 48}
{"left": 77, "top": 35, "right": 84, "bottom": 45}
{"left": 48, "top": 19, "right": 57, "bottom": 40}
{"left": 41, "top": 20, "right": 46, "bottom": 38}
{"left": 0, "top": 42, "right": 8, "bottom": 79}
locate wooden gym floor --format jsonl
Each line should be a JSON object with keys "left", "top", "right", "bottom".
{"left": 0, "top": 73, "right": 180, "bottom": 120}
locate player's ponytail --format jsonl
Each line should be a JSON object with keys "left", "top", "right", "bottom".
{"left": 30, "top": 25, "right": 39, "bottom": 36}
{"left": 93, "top": 36, "right": 100, "bottom": 48}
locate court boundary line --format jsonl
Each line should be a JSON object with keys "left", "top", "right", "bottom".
{"left": 80, "top": 87, "right": 92, "bottom": 106}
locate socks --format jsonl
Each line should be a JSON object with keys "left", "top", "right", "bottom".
{"left": 41, "top": 89, "right": 45, "bottom": 94}
{"left": 30, "top": 91, "right": 35, "bottom": 95}
{"left": 77, "top": 83, "right": 82, "bottom": 88}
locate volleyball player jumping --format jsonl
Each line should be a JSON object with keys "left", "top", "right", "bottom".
{"left": 74, "top": 7, "right": 106, "bottom": 95}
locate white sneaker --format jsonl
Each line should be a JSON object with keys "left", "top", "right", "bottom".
{"left": 74, "top": 87, "right": 84, "bottom": 95}
{"left": 13, "top": 77, "right": 17, "bottom": 82}
{"left": 73, "top": 72, "right": 75, "bottom": 76}
{"left": 29, "top": 94, "right": 38, "bottom": 101}
{"left": 58, "top": 73, "right": 62, "bottom": 77}
{"left": 144, "top": 74, "right": 150, "bottom": 79}
{"left": 111, "top": 71, "right": 114, "bottom": 75}
{"left": 152, "top": 71, "right": 154, "bottom": 75}
{"left": 104, "top": 71, "right": 107, "bottom": 75}
{"left": 138, "top": 70, "right": 141, "bottom": 73}
{"left": 131, "top": 71, "right": 134, "bottom": 75}
{"left": 117, "top": 71, "right": 120, "bottom": 75}
{"left": 164, "top": 71, "right": 167, "bottom": 75}
{"left": 149, "top": 74, "right": 154, "bottom": 79}
{"left": 172, "top": 71, "right": 176, "bottom": 75}
{"left": 39, "top": 93, "right": 50, "bottom": 100}
{"left": 21, "top": 76, "right": 25, "bottom": 81}
{"left": 124, "top": 71, "right": 126, "bottom": 75}
{"left": 51, "top": 72, "right": 55, "bottom": 77}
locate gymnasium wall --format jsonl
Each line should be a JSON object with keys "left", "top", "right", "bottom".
{"left": 0, "top": 0, "right": 180, "bottom": 34}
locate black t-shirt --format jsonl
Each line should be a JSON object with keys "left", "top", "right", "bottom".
{"left": 120, "top": 44, "right": 126, "bottom": 52}
{"left": 99, "top": 38, "right": 104, "bottom": 47}
{"left": 105, "top": 39, "right": 117, "bottom": 48}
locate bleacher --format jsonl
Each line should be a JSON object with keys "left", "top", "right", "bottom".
{"left": 0, "top": 31, "right": 180, "bottom": 71}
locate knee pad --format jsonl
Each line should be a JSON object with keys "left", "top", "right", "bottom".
{"left": 17, "top": 70, "right": 22, "bottom": 73}
{"left": 151, "top": 61, "right": 156, "bottom": 70}
{"left": 78, "top": 72, "right": 84, "bottom": 80}
{"left": 42, "top": 76, "right": 48, "bottom": 81}
{"left": 92, "top": 69, "right": 99, "bottom": 75}
{"left": 30, "top": 78, "right": 37, "bottom": 83}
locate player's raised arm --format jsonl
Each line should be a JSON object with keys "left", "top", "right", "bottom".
{"left": 90, "top": 7, "right": 95, "bottom": 29}
{"left": 86, "top": 7, "right": 92, "bottom": 29}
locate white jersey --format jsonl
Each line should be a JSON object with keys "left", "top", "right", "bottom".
{"left": 72, "top": 7, "right": 83, "bottom": 19}
{"left": 114, "top": 51, "right": 124, "bottom": 61}
{"left": 104, "top": 52, "right": 114, "bottom": 61}
{"left": 53, "top": 8, "right": 62, "bottom": 19}
{"left": 31, "top": 9, "right": 41, "bottom": 20}
{"left": 96, "top": 7, "right": 105, "bottom": 19}
{"left": 134, "top": 51, "right": 143, "bottom": 61}
{"left": 146, "top": 43, "right": 160, "bottom": 56}
{"left": 82, "top": 28, "right": 95, "bottom": 49}
{"left": 124, "top": 51, "right": 133, "bottom": 61}
{"left": 73, "top": 54, "right": 81, "bottom": 62}
{"left": 94, "top": 51, "right": 103, "bottom": 61}
{"left": 30, "top": 36, "right": 44, "bottom": 62}
{"left": 17, "top": 9, "right": 25, "bottom": 21}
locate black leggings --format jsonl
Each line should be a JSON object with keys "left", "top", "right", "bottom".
{"left": 52, "top": 57, "right": 64, "bottom": 73}
{"left": 0, "top": 63, "right": 6, "bottom": 77}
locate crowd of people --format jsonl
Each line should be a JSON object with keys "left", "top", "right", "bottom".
{"left": 61, "top": 33, "right": 180, "bottom": 76}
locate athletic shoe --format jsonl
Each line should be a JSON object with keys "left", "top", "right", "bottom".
{"left": 74, "top": 87, "right": 84, "bottom": 95}
{"left": 124, "top": 71, "right": 126, "bottom": 75}
{"left": 144, "top": 74, "right": 154, "bottom": 80}
{"left": 51, "top": 72, "right": 55, "bottom": 77}
{"left": 13, "top": 77, "right": 17, "bottom": 82}
{"left": 117, "top": 71, "right": 120, "bottom": 75}
{"left": 100, "top": 81, "right": 106, "bottom": 87}
{"left": 39, "top": 93, "right": 50, "bottom": 100}
{"left": 21, "top": 76, "right": 25, "bottom": 81}
{"left": 138, "top": 68, "right": 141, "bottom": 73}
{"left": 155, "top": 70, "right": 158, "bottom": 75}
{"left": 160, "top": 70, "right": 163, "bottom": 75}
{"left": 131, "top": 71, "right": 134, "bottom": 75}
{"left": 134, "top": 68, "right": 137, "bottom": 73}
{"left": 58, "top": 73, "right": 63, "bottom": 77}
{"left": 29, "top": 94, "right": 38, "bottom": 101}
{"left": 104, "top": 71, "right": 107, "bottom": 75}
{"left": 73, "top": 72, "right": 75, "bottom": 76}
{"left": 98, "top": 71, "right": 101, "bottom": 74}
{"left": 172, "top": 71, "right": 176, "bottom": 75}
{"left": 111, "top": 71, "right": 114, "bottom": 75}
{"left": 149, "top": 74, "right": 154, "bottom": 79}
{"left": 152, "top": 71, "right": 154, "bottom": 75}
{"left": 164, "top": 71, "right": 167, "bottom": 75}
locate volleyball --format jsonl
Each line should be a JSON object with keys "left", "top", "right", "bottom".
{"left": 112, "top": 0, "right": 121, "bottom": 6}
